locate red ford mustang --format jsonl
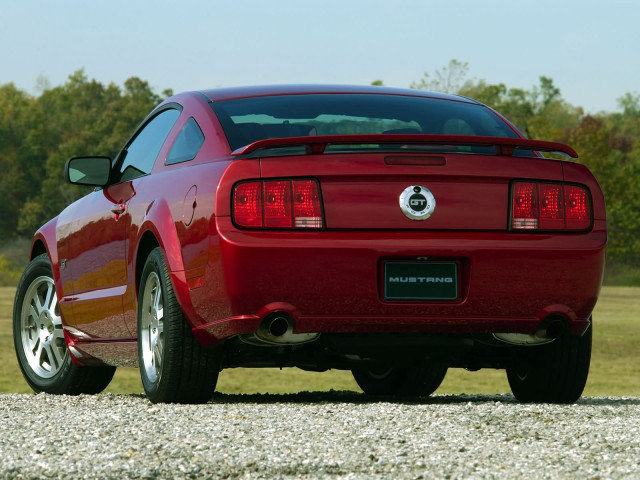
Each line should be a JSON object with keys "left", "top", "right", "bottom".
{"left": 13, "top": 85, "right": 606, "bottom": 403}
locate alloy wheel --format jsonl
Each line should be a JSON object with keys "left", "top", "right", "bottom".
{"left": 19, "top": 275, "right": 66, "bottom": 378}
{"left": 140, "top": 271, "right": 164, "bottom": 384}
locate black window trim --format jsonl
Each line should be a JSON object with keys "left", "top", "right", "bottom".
{"left": 165, "top": 116, "right": 206, "bottom": 166}
{"left": 111, "top": 103, "right": 184, "bottom": 184}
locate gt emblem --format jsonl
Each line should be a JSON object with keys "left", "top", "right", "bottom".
{"left": 399, "top": 185, "right": 436, "bottom": 220}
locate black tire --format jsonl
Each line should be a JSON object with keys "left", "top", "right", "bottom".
{"left": 506, "top": 322, "right": 592, "bottom": 404}
{"left": 13, "top": 253, "right": 116, "bottom": 395}
{"left": 352, "top": 365, "right": 448, "bottom": 397}
{"left": 137, "top": 248, "right": 220, "bottom": 404}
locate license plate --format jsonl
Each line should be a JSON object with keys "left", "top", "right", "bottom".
{"left": 384, "top": 262, "right": 458, "bottom": 300}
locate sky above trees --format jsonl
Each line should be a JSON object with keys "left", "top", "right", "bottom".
{"left": 1, "top": 0, "right": 638, "bottom": 113}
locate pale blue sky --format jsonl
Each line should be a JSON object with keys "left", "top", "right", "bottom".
{"left": 1, "top": 0, "right": 637, "bottom": 113}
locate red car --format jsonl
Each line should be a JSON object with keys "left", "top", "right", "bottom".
{"left": 13, "top": 85, "right": 606, "bottom": 403}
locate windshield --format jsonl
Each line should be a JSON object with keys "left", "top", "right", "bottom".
{"left": 210, "top": 93, "right": 519, "bottom": 152}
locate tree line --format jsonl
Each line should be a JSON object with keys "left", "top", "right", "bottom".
{"left": 0, "top": 65, "right": 638, "bottom": 280}
{"left": 0, "top": 70, "right": 170, "bottom": 238}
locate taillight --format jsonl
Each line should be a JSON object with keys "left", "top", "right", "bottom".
{"left": 510, "top": 181, "right": 591, "bottom": 231}
{"left": 564, "top": 185, "right": 591, "bottom": 230}
{"left": 511, "top": 182, "right": 539, "bottom": 230}
{"left": 539, "top": 183, "right": 565, "bottom": 230}
{"left": 233, "top": 182, "right": 262, "bottom": 228}
{"left": 264, "top": 181, "right": 292, "bottom": 228}
{"left": 292, "top": 180, "right": 323, "bottom": 228}
{"left": 233, "top": 179, "right": 323, "bottom": 229}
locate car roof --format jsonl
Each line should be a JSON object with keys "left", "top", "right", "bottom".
{"left": 198, "top": 84, "right": 478, "bottom": 104}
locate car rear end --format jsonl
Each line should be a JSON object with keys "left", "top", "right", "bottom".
{"left": 183, "top": 88, "right": 605, "bottom": 402}
{"left": 202, "top": 148, "right": 604, "bottom": 339}
{"left": 190, "top": 89, "right": 606, "bottom": 345}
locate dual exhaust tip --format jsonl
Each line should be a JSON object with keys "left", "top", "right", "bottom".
{"left": 538, "top": 317, "right": 566, "bottom": 340}
{"left": 494, "top": 316, "right": 567, "bottom": 346}
{"left": 263, "top": 315, "right": 291, "bottom": 338}
{"left": 241, "top": 312, "right": 319, "bottom": 346}
{"left": 248, "top": 313, "right": 568, "bottom": 347}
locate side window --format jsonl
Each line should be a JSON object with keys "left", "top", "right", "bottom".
{"left": 118, "top": 109, "right": 180, "bottom": 182}
{"left": 166, "top": 117, "right": 205, "bottom": 165}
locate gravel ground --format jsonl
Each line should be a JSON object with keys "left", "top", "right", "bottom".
{"left": 1, "top": 392, "right": 639, "bottom": 479}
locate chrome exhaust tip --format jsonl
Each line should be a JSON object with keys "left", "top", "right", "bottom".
{"left": 493, "top": 316, "right": 567, "bottom": 345}
{"left": 265, "top": 315, "right": 290, "bottom": 338}
{"left": 538, "top": 317, "right": 566, "bottom": 339}
{"left": 240, "top": 312, "right": 320, "bottom": 346}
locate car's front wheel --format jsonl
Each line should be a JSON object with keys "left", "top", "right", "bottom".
{"left": 13, "top": 254, "right": 116, "bottom": 394}
{"left": 138, "top": 248, "right": 220, "bottom": 404}
{"left": 352, "top": 364, "right": 448, "bottom": 397}
{"left": 506, "top": 322, "right": 592, "bottom": 403}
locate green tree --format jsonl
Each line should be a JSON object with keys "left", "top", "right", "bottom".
{"left": 0, "top": 84, "right": 39, "bottom": 237}
{"left": 14, "top": 70, "right": 166, "bottom": 234}
{"left": 411, "top": 59, "right": 470, "bottom": 94}
{"left": 569, "top": 115, "right": 640, "bottom": 265}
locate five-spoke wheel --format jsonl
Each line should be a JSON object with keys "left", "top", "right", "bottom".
{"left": 138, "top": 248, "right": 220, "bottom": 403}
{"left": 18, "top": 274, "right": 66, "bottom": 379}
{"left": 139, "top": 271, "right": 165, "bottom": 384}
{"left": 13, "top": 254, "right": 115, "bottom": 394}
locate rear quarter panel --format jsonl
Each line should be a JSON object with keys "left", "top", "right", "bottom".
{"left": 562, "top": 161, "right": 606, "bottom": 221}
{"left": 126, "top": 93, "right": 260, "bottom": 331}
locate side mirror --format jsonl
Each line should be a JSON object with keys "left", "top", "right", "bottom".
{"left": 65, "top": 156, "right": 112, "bottom": 187}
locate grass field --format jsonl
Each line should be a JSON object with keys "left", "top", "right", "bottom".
{"left": 2, "top": 286, "right": 638, "bottom": 397}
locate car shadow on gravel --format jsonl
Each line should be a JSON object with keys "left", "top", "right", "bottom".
{"left": 206, "top": 390, "right": 513, "bottom": 405}
{"left": 204, "top": 391, "right": 640, "bottom": 406}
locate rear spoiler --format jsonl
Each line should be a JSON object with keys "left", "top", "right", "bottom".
{"left": 231, "top": 134, "right": 578, "bottom": 158}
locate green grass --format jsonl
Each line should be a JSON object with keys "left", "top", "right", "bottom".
{"left": 0, "top": 238, "right": 30, "bottom": 287}
{"left": 603, "top": 263, "right": 640, "bottom": 286}
{"left": 2, "top": 286, "right": 638, "bottom": 397}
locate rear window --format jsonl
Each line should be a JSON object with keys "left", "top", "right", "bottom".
{"left": 210, "top": 93, "right": 519, "bottom": 152}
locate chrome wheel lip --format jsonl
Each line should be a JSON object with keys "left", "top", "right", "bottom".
{"left": 19, "top": 275, "right": 67, "bottom": 379}
{"left": 140, "top": 271, "right": 164, "bottom": 384}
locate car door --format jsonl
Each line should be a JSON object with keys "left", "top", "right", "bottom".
{"left": 57, "top": 108, "right": 181, "bottom": 339}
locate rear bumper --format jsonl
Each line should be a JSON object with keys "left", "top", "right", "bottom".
{"left": 190, "top": 218, "right": 606, "bottom": 345}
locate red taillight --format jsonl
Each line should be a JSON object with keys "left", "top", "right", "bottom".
{"left": 564, "top": 185, "right": 591, "bottom": 230}
{"left": 511, "top": 182, "right": 539, "bottom": 230}
{"left": 233, "top": 179, "right": 323, "bottom": 229}
{"left": 264, "top": 181, "right": 292, "bottom": 228}
{"left": 538, "top": 183, "right": 565, "bottom": 230}
{"left": 511, "top": 181, "right": 591, "bottom": 231}
{"left": 292, "top": 179, "right": 323, "bottom": 228}
{"left": 233, "top": 182, "right": 262, "bottom": 227}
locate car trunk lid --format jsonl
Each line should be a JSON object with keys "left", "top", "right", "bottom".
{"left": 258, "top": 151, "right": 564, "bottom": 231}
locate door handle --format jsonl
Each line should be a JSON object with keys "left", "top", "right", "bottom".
{"left": 111, "top": 203, "right": 126, "bottom": 219}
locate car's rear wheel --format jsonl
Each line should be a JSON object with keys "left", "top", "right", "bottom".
{"left": 13, "top": 254, "right": 115, "bottom": 394}
{"left": 138, "top": 248, "right": 220, "bottom": 404}
{"left": 352, "top": 364, "right": 448, "bottom": 397}
{"left": 506, "top": 322, "right": 592, "bottom": 403}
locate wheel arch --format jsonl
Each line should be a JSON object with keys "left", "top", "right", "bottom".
{"left": 136, "top": 198, "right": 185, "bottom": 275}
{"left": 30, "top": 239, "right": 47, "bottom": 260}
{"left": 134, "top": 199, "right": 199, "bottom": 328}
{"left": 29, "top": 217, "right": 62, "bottom": 294}
{"left": 135, "top": 231, "right": 161, "bottom": 294}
